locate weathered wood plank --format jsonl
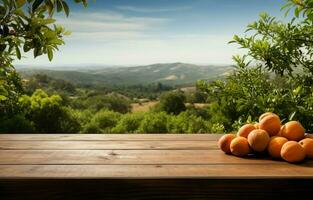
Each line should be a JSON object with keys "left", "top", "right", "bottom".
{"left": 0, "top": 140, "right": 218, "bottom": 150}
{"left": 1, "top": 164, "right": 313, "bottom": 179}
{"left": 1, "top": 134, "right": 313, "bottom": 200}
{"left": 0, "top": 134, "right": 221, "bottom": 141}
{"left": 0, "top": 149, "right": 311, "bottom": 165}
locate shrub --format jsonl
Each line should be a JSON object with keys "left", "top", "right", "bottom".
{"left": 82, "top": 110, "right": 121, "bottom": 133}
{"left": 19, "top": 89, "right": 78, "bottom": 133}
{"left": 168, "top": 112, "right": 210, "bottom": 133}
{"left": 70, "top": 109, "right": 94, "bottom": 126}
{"left": 138, "top": 112, "right": 169, "bottom": 133}
{"left": 0, "top": 67, "right": 23, "bottom": 119}
{"left": 72, "top": 94, "right": 131, "bottom": 114}
{"left": 0, "top": 115, "right": 35, "bottom": 133}
{"left": 59, "top": 108, "right": 82, "bottom": 133}
{"left": 82, "top": 121, "right": 102, "bottom": 133}
{"left": 156, "top": 91, "right": 186, "bottom": 115}
{"left": 112, "top": 113, "right": 144, "bottom": 133}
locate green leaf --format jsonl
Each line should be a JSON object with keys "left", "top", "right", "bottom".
{"left": 41, "top": 18, "right": 56, "bottom": 25}
{"left": 32, "top": 0, "right": 44, "bottom": 12}
{"left": 34, "top": 47, "right": 39, "bottom": 58}
{"left": 23, "top": 43, "right": 31, "bottom": 52}
{"left": 56, "top": 0, "right": 63, "bottom": 12}
{"left": 15, "top": 46, "right": 21, "bottom": 59}
{"left": 49, "top": 38, "right": 64, "bottom": 45}
{"left": 293, "top": 86, "right": 302, "bottom": 96}
{"left": 47, "top": 48, "right": 53, "bottom": 61}
{"left": 0, "top": 95, "right": 8, "bottom": 101}
{"left": 62, "top": 1, "right": 70, "bottom": 16}
{"left": 289, "top": 111, "right": 297, "bottom": 121}
{"left": 295, "top": 6, "right": 301, "bottom": 17}
{"left": 83, "top": 0, "right": 88, "bottom": 7}
{"left": 45, "top": 0, "right": 55, "bottom": 16}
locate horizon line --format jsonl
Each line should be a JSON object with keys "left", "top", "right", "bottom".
{"left": 15, "top": 62, "right": 234, "bottom": 68}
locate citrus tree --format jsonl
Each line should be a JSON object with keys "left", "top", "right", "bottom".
{"left": 199, "top": 0, "right": 313, "bottom": 132}
{"left": 0, "top": 0, "right": 87, "bottom": 119}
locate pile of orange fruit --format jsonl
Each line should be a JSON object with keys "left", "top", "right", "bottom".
{"left": 218, "top": 112, "right": 313, "bottom": 163}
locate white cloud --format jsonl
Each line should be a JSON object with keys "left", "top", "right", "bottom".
{"left": 71, "top": 31, "right": 143, "bottom": 40}
{"left": 116, "top": 5, "right": 192, "bottom": 13}
{"left": 18, "top": 33, "right": 244, "bottom": 66}
{"left": 55, "top": 11, "right": 169, "bottom": 41}
{"left": 16, "top": 10, "right": 243, "bottom": 66}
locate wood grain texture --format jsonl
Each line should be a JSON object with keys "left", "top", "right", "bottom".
{"left": 2, "top": 149, "right": 310, "bottom": 165}
{"left": 0, "top": 140, "right": 218, "bottom": 150}
{"left": 0, "top": 134, "right": 221, "bottom": 141}
{"left": 1, "top": 134, "right": 313, "bottom": 200}
{"left": 1, "top": 164, "right": 313, "bottom": 179}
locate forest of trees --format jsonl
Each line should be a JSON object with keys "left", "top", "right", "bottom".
{"left": 1, "top": 76, "right": 215, "bottom": 133}
{"left": 0, "top": 0, "right": 312, "bottom": 133}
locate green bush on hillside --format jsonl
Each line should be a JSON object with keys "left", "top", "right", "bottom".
{"left": 18, "top": 89, "right": 80, "bottom": 133}
{"left": 138, "top": 112, "right": 169, "bottom": 133}
{"left": 167, "top": 112, "right": 209, "bottom": 133}
{"left": 156, "top": 91, "right": 186, "bottom": 115}
{"left": 112, "top": 113, "right": 144, "bottom": 133}
{"left": 83, "top": 110, "right": 122, "bottom": 133}
{"left": 72, "top": 94, "right": 131, "bottom": 114}
{"left": 0, "top": 115, "right": 35, "bottom": 133}
{"left": 195, "top": 1, "right": 313, "bottom": 132}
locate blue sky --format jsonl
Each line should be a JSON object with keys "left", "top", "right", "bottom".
{"left": 19, "top": 0, "right": 287, "bottom": 67}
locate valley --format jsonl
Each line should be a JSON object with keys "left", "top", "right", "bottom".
{"left": 18, "top": 63, "right": 233, "bottom": 86}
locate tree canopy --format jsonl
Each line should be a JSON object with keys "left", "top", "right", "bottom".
{"left": 0, "top": 0, "right": 87, "bottom": 119}
{"left": 199, "top": 0, "right": 313, "bottom": 132}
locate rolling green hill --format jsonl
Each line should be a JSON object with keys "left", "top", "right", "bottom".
{"left": 18, "top": 63, "right": 233, "bottom": 86}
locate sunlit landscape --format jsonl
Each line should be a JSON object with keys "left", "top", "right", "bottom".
{"left": 1, "top": 0, "right": 312, "bottom": 134}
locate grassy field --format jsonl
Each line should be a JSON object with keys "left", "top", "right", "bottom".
{"left": 131, "top": 101, "right": 158, "bottom": 113}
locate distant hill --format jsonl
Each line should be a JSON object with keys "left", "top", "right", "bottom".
{"left": 18, "top": 63, "right": 233, "bottom": 86}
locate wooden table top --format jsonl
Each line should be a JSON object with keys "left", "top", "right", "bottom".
{"left": 1, "top": 134, "right": 313, "bottom": 179}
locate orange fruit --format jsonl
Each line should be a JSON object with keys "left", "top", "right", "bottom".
{"left": 218, "top": 134, "right": 236, "bottom": 154}
{"left": 259, "top": 114, "right": 281, "bottom": 136}
{"left": 299, "top": 138, "right": 313, "bottom": 159}
{"left": 267, "top": 136, "right": 288, "bottom": 159}
{"left": 281, "top": 121, "right": 305, "bottom": 141}
{"left": 259, "top": 112, "right": 275, "bottom": 121}
{"left": 254, "top": 123, "right": 259, "bottom": 129}
{"left": 247, "top": 129, "right": 270, "bottom": 152}
{"left": 237, "top": 124, "right": 256, "bottom": 138}
{"left": 281, "top": 141, "right": 306, "bottom": 163}
{"left": 277, "top": 126, "right": 284, "bottom": 136}
{"left": 230, "top": 137, "right": 250, "bottom": 157}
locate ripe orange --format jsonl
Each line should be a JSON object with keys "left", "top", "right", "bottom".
{"left": 218, "top": 134, "right": 236, "bottom": 154}
{"left": 267, "top": 136, "right": 288, "bottom": 159}
{"left": 281, "top": 121, "right": 305, "bottom": 141}
{"left": 281, "top": 141, "right": 306, "bottom": 163}
{"left": 247, "top": 129, "right": 270, "bottom": 152}
{"left": 299, "top": 138, "right": 313, "bottom": 159}
{"left": 259, "top": 112, "right": 275, "bottom": 121}
{"left": 277, "top": 126, "right": 284, "bottom": 136}
{"left": 237, "top": 124, "right": 256, "bottom": 138}
{"left": 259, "top": 114, "right": 281, "bottom": 136}
{"left": 230, "top": 137, "right": 250, "bottom": 157}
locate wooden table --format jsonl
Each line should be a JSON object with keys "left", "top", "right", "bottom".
{"left": 0, "top": 134, "right": 313, "bottom": 200}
